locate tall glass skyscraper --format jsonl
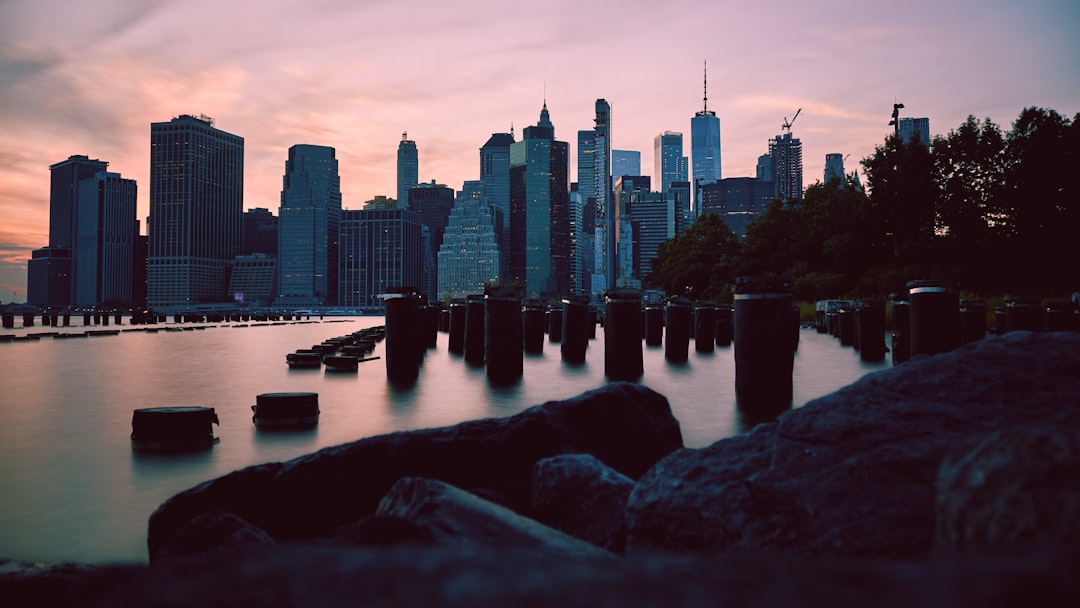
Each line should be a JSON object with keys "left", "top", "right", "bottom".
{"left": 480, "top": 132, "right": 514, "bottom": 234}
{"left": 27, "top": 155, "right": 111, "bottom": 307}
{"left": 611, "top": 150, "right": 640, "bottom": 183}
{"left": 824, "top": 153, "right": 845, "bottom": 185}
{"left": 397, "top": 133, "right": 418, "bottom": 208}
{"left": 509, "top": 102, "right": 569, "bottom": 300}
{"left": 898, "top": 117, "right": 931, "bottom": 150}
{"left": 691, "top": 63, "right": 721, "bottom": 216}
{"left": 148, "top": 115, "right": 243, "bottom": 311}
{"left": 277, "top": 144, "right": 342, "bottom": 306}
{"left": 592, "top": 99, "right": 612, "bottom": 295}
{"left": 654, "top": 131, "right": 688, "bottom": 195}
{"left": 74, "top": 171, "right": 137, "bottom": 307}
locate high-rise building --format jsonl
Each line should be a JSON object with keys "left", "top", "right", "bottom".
{"left": 691, "top": 62, "right": 722, "bottom": 216}
{"left": 338, "top": 208, "right": 423, "bottom": 309}
{"left": 578, "top": 128, "right": 608, "bottom": 298}
{"left": 611, "top": 150, "right": 641, "bottom": 183}
{"left": 898, "top": 117, "right": 931, "bottom": 150}
{"left": 228, "top": 253, "right": 276, "bottom": 307}
{"left": 612, "top": 175, "right": 652, "bottom": 287}
{"left": 669, "top": 181, "right": 692, "bottom": 236}
{"left": 408, "top": 180, "right": 455, "bottom": 300}
{"left": 509, "top": 101, "right": 570, "bottom": 300}
{"left": 277, "top": 144, "right": 341, "bottom": 306}
{"left": 242, "top": 208, "right": 278, "bottom": 256}
{"left": 480, "top": 132, "right": 514, "bottom": 234}
{"left": 147, "top": 115, "right": 244, "bottom": 311}
{"left": 756, "top": 154, "right": 773, "bottom": 182}
{"left": 769, "top": 131, "right": 803, "bottom": 202}
{"left": 701, "top": 177, "right": 774, "bottom": 240}
{"left": 437, "top": 181, "right": 501, "bottom": 299}
{"left": 824, "top": 153, "right": 845, "bottom": 185}
{"left": 397, "top": 132, "right": 418, "bottom": 208}
{"left": 27, "top": 155, "right": 111, "bottom": 307}
{"left": 74, "top": 171, "right": 137, "bottom": 307}
{"left": 654, "top": 131, "right": 688, "bottom": 195}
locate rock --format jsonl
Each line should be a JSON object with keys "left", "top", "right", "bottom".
{"left": 2, "top": 545, "right": 1077, "bottom": 607}
{"left": 148, "top": 382, "right": 681, "bottom": 562}
{"left": 532, "top": 453, "right": 635, "bottom": 552}
{"left": 935, "top": 423, "right": 1080, "bottom": 554}
{"left": 626, "top": 331, "right": 1080, "bottom": 558}
{"left": 154, "top": 508, "right": 274, "bottom": 561}
{"left": 376, "top": 477, "right": 611, "bottom": 557}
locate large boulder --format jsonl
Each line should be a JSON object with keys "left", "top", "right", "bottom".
{"left": 626, "top": 331, "right": 1080, "bottom": 558}
{"left": 935, "top": 423, "right": 1080, "bottom": 554}
{"left": 149, "top": 382, "right": 681, "bottom": 562}
{"left": 376, "top": 477, "right": 611, "bottom": 557}
{"left": 3, "top": 545, "right": 1077, "bottom": 607}
{"left": 532, "top": 453, "right": 636, "bottom": 553}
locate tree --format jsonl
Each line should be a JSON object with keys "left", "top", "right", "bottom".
{"left": 645, "top": 213, "right": 741, "bottom": 301}
{"left": 862, "top": 134, "right": 936, "bottom": 268}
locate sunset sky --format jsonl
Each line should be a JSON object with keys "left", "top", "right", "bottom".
{"left": 1, "top": 0, "right": 1077, "bottom": 302}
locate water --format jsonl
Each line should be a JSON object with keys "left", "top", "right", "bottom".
{"left": 0, "top": 317, "right": 891, "bottom": 564}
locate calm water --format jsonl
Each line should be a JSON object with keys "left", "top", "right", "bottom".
{"left": 0, "top": 316, "right": 891, "bottom": 564}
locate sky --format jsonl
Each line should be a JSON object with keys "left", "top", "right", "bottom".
{"left": 1, "top": 0, "right": 1078, "bottom": 303}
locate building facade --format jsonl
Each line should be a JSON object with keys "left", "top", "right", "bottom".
{"left": 228, "top": 253, "right": 276, "bottom": 307}
{"left": 338, "top": 208, "right": 423, "bottom": 309}
{"left": 770, "top": 132, "right": 803, "bottom": 202}
{"left": 147, "top": 114, "right": 244, "bottom": 311}
{"left": 243, "top": 208, "right": 278, "bottom": 256}
{"left": 509, "top": 102, "right": 570, "bottom": 300}
{"left": 654, "top": 131, "right": 688, "bottom": 195}
{"left": 408, "top": 180, "right": 455, "bottom": 301}
{"left": 277, "top": 144, "right": 341, "bottom": 306}
{"left": 480, "top": 132, "right": 514, "bottom": 234}
{"left": 397, "top": 133, "right": 418, "bottom": 209}
{"left": 74, "top": 171, "right": 137, "bottom": 307}
{"left": 824, "top": 153, "right": 845, "bottom": 185}
{"left": 611, "top": 150, "right": 640, "bottom": 183}
{"left": 437, "top": 181, "right": 501, "bottom": 299}
{"left": 898, "top": 117, "right": 931, "bottom": 150}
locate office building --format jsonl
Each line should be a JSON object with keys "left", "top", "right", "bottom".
{"left": 480, "top": 132, "right": 514, "bottom": 233}
{"left": 242, "top": 208, "right": 278, "bottom": 256}
{"left": 898, "top": 117, "right": 931, "bottom": 150}
{"left": 578, "top": 128, "right": 607, "bottom": 297}
{"left": 397, "top": 133, "right": 418, "bottom": 208}
{"left": 701, "top": 177, "right": 774, "bottom": 240}
{"left": 654, "top": 131, "right": 688, "bottom": 195}
{"left": 437, "top": 181, "right": 501, "bottom": 299}
{"left": 408, "top": 180, "right": 455, "bottom": 300}
{"left": 611, "top": 150, "right": 640, "bottom": 183}
{"left": 73, "top": 171, "right": 137, "bottom": 307}
{"left": 147, "top": 114, "right": 244, "bottom": 311}
{"left": 769, "top": 131, "right": 803, "bottom": 202}
{"left": 612, "top": 176, "right": 652, "bottom": 287}
{"left": 277, "top": 144, "right": 341, "bottom": 306}
{"left": 27, "top": 155, "right": 111, "bottom": 307}
{"left": 509, "top": 102, "right": 570, "bottom": 300}
{"left": 824, "top": 153, "right": 845, "bottom": 185}
{"left": 228, "top": 253, "right": 276, "bottom": 307}
{"left": 691, "top": 63, "right": 721, "bottom": 214}
{"left": 669, "top": 181, "right": 692, "bottom": 235}
{"left": 338, "top": 208, "right": 423, "bottom": 309}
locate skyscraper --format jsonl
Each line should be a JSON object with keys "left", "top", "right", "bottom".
{"left": 898, "top": 117, "right": 931, "bottom": 150}
{"left": 437, "top": 181, "right": 501, "bottom": 299}
{"left": 73, "top": 171, "right": 137, "bottom": 307}
{"left": 824, "top": 153, "right": 845, "bottom": 185}
{"left": 277, "top": 144, "right": 342, "bottom": 306}
{"left": 242, "top": 208, "right": 278, "bottom": 256}
{"left": 591, "top": 99, "right": 613, "bottom": 296}
{"left": 691, "top": 62, "right": 721, "bottom": 216}
{"left": 509, "top": 101, "right": 570, "bottom": 300}
{"left": 397, "top": 132, "right": 418, "bottom": 208}
{"left": 611, "top": 150, "right": 640, "bottom": 183}
{"left": 27, "top": 154, "right": 110, "bottom": 307}
{"left": 338, "top": 208, "right": 423, "bottom": 309}
{"left": 480, "top": 132, "right": 514, "bottom": 234}
{"left": 769, "top": 131, "right": 803, "bottom": 202}
{"left": 578, "top": 128, "right": 607, "bottom": 297}
{"left": 408, "top": 180, "right": 455, "bottom": 300}
{"left": 148, "top": 115, "right": 243, "bottom": 311}
{"left": 654, "top": 131, "right": 688, "bottom": 195}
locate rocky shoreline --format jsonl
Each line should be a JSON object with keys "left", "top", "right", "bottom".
{"left": 3, "top": 330, "right": 1079, "bottom": 606}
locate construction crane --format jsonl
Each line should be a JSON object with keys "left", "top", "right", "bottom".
{"left": 782, "top": 108, "right": 802, "bottom": 134}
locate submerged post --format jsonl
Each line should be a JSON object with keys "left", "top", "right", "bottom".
{"left": 485, "top": 286, "right": 523, "bottom": 384}
{"left": 384, "top": 290, "right": 423, "bottom": 385}
{"left": 907, "top": 280, "right": 959, "bottom": 356}
{"left": 664, "top": 297, "right": 692, "bottom": 363}
{"left": 734, "top": 276, "right": 794, "bottom": 421}
{"left": 604, "top": 288, "right": 643, "bottom": 381}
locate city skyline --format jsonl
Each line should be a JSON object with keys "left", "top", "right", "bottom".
{"left": 2, "top": 0, "right": 1078, "bottom": 301}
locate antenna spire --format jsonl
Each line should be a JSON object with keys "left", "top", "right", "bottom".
{"left": 703, "top": 60, "right": 708, "bottom": 113}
